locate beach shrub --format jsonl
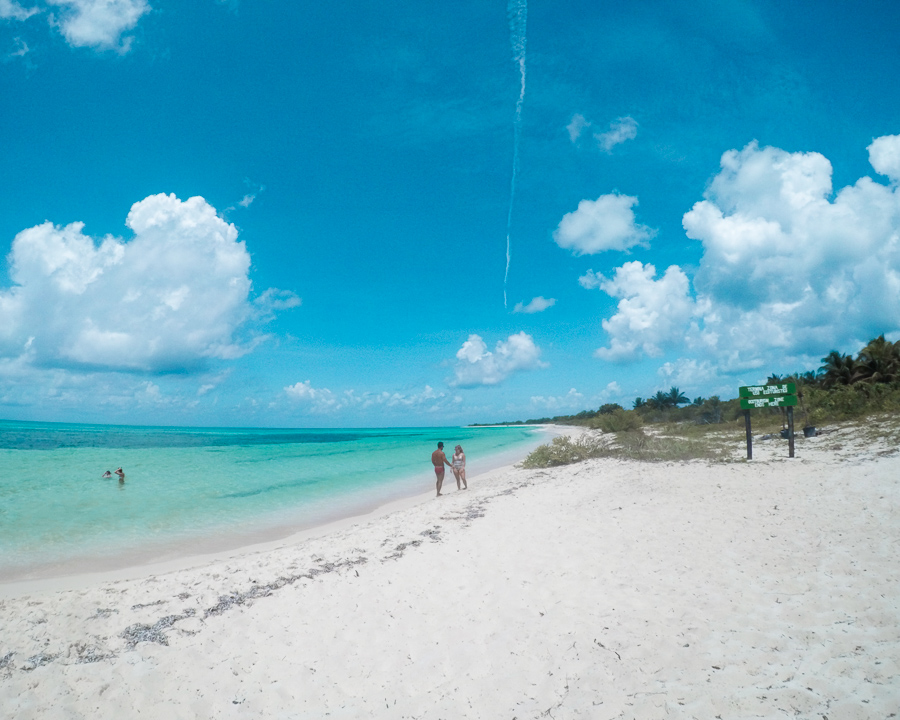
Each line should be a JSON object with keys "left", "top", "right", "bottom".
{"left": 612, "top": 430, "right": 728, "bottom": 462}
{"left": 521, "top": 428, "right": 728, "bottom": 468}
{"left": 521, "top": 435, "right": 611, "bottom": 468}
{"left": 598, "top": 403, "right": 624, "bottom": 415}
{"left": 697, "top": 396, "right": 726, "bottom": 424}
{"left": 803, "top": 382, "right": 900, "bottom": 424}
{"left": 593, "top": 409, "right": 643, "bottom": 432}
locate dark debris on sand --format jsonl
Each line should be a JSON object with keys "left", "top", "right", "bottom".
{"left": 384, "top": 540, "right": 423, "bottom": 561}
{"left": 204, "top": 556, "right": 368, "bottom": 618}
{"left": 0, "top": 652, "right": 14, "bottom": 672}
{"left": 71, "top": 643, "right": 117, "bottom": 664}
{"left": 121, "top": 610, "right": 196, "bottom": 648}
{"left": 22, "top": 653, "right": 57, "bottom": 671}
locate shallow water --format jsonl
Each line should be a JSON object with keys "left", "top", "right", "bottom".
{"left": 0, "top": 421, "right": 543, "bottom": 580}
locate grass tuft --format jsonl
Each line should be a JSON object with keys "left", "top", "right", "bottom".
{"left": 521, "top": 428, "right": 728, "bottom": 468}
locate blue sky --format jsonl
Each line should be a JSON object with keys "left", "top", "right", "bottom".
{"left": 1, "top": 0, "right": 899, "bottom": 427}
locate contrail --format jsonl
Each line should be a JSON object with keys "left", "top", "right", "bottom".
{"left": 505, "top": 0, "right": 527, "bottom": 309}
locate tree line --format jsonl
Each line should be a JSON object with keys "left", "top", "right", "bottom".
{"left": 480, "top": 334, "right": 900, "bottom": 428}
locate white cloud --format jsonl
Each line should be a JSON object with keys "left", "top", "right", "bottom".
{"left": 577, "top": 269, "right": 604, "bottom": 289}
{"left": 585, "top": 136, "right": 900, "bottom": 369}
{"left": 252, "top": 287, "right": 302, "bottom": 323}
{"left": 47, "top": 0, "right": 150, "bottom": 52}
{"left": 530, "top": 387, "right": 582, "bottom": 411}
{"left": 284, "top": 381, "right": 447, "bottom": 414}
{"left": 226, "top": 181, "right": 265, "bottom": 211}
{"left": 683, "top": 138, "right": 900, "bottom": 357}
{"left": 284, "top": 380, "right": 339, "bottom": 410}
{"left": 595, "top": 116, "right": 638, "bottom": 152}
{"left": 0, "top": 0, "right": 38, "bottom": 20}
{"left": 554, "top": 193, "right": 655, "bottom": 255}
{"left": 600, "top": 380, "right": 622, "bottom": 398}
{"left": 590, "top": 261, "right": 696, "bottom": 363}
{"left": 451, "top": 332, "right": 546, "bottom": 387}
{"left": 567, "top": 114, "right": 638, "bottom": 152}
{"left": 0, "top": 193, "right": 298, "bottom": 374}
{"left": 868, "top": 134, "right": 900, "bottom": 182}
{"left": 657, "top": 358, "right": 719, "bottom": 388}
{"left": 513, "top": 296, "right": 556, "bottom": 314}
{"left": 566, "top": 113, "right": 590, "bottom": 143}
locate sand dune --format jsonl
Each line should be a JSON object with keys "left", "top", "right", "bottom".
{"left": 1, "top": 424, "right": 898, "bottom": 719}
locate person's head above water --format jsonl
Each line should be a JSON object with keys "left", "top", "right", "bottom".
{"left": 437, "top": 442, "right": 443, "bottom": 449}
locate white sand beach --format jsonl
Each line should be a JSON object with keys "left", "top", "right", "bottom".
{"left": 1, "top": 425, "right": 898, "bottom": 719}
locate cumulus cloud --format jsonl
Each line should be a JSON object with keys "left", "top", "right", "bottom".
{"left": 591, "top": 261, "right": 696, "bottom": 362}
{"left": 868, "top": 134, "right": 900, "bottom": 182}
{"left": 47, "top": 0, "right": 150, "bottom": 52}
{"left": 683, "top": 138, "right": 900, "bottom": 355}
{"left": 285, "top": 381, "right": 447, "bottom": 414}
{"left": 577, "top": 270, "right": 604, "bottom": 290}
{"left": 657, "top": 358, "right": 719, "bottom": 388}
{"left": 0, "top": 193, "right": 299, "bottom": 374}
{"left": 582, "top": 136, "right": 900, "bottom": 369}
{"left": 284, "top": 380, "right": 339, "bottom": 410}
{"left": 600, "top": 380, "right": 622, "bottom": 398}
{"left": 595, "top": 116, "right": 638, "bottom": 152}
{"left": 0, "top": 0, "right": 38, "bottom": 20}
{"left": 554, "top": 193, "right": 655, "bottom": 255}
{"left": 451, "top": 332, "right": 546, "bottom": 387}
{"left": 513, "top": 296, "right": 556, "bottom": 314}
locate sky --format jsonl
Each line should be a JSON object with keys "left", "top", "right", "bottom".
{"left": 1, "top": 0, "right": 899, "bottom": 428}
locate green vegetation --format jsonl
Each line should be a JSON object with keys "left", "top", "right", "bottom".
{"left": 512, "top": 334, "right": 900, "bottom": 468}
{"left": 521, "top": 428, "right": 730, "bottom": 468}
{"left": 478, "top": 334, "right": 900, "bottom": 430}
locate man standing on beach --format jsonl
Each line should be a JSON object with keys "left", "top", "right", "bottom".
{"left": 431, "top": 442, "right": 452, "bottom": 497}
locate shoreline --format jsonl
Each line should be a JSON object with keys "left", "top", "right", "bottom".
{"left": 2, "top": 423, "right": 896, "bottom": 718}
{"left": 0, "top": 425, "right": 563, "bottom": 595}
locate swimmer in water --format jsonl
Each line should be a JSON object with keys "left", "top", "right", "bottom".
{"left": 102, "top": 470, "right": 112, "bottom": 478}
{"left": 114, "top": 467, "right": 125, "bottom": 481}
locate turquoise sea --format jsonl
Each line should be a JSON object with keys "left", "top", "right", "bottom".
{"left": 0, "top": 421, "right": 544, "bottom": 582}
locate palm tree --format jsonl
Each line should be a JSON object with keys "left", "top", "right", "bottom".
{"left": 799, "top": 370, "right": 819, "bottom": 386}
{"left": 691, "top": 396, "right": 706, "bottom": 406}
{"left": 852, "top": 335, "right": 900, "bottom": 384}
{"left": 819, "top": 350, "right": 857, "bottom": 388}
{"left": 633, "top": 397, "right": 646, "bottom": 410}
{"left": 665, "top": 386, "right": 689, "bottom": 407}
{"left": 647, "top": 391, "right": 671, "bottom": 410}
{"left": 699, "top": 396, "right": 725, "bottom": 424}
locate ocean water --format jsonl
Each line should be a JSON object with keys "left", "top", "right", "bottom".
{"left": 0, "top": 421, "right": 544, "bottom": 582}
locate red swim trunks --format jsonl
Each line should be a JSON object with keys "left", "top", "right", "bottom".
{"left": 434, "top": 465, "right": 445, "bottom": 476}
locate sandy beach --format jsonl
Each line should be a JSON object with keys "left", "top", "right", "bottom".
{"left": 1, "top": 425, "right": 898, "bottom": 719}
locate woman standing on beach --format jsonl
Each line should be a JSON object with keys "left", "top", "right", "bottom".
{"left": 451, "top": 445, "right": 467, "bottom": 490}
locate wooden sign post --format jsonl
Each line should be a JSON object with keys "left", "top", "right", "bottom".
{"left": 739, "top": 383, "right": 798, "bottom": 459}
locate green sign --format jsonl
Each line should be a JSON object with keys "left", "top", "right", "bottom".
{"left": 739, "top": 382, "right": 796, "bottom": 398}
{"left": 740, "top": 395, "right": 798, "bottom": 409}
